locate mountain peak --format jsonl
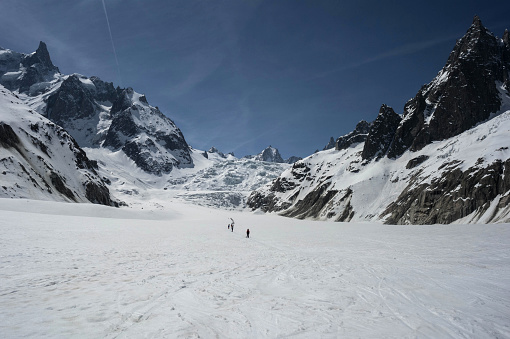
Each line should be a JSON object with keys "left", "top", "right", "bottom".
{"left": 472, "top": 15, "right": 482, "bottom": 28}
{"left": 254, "top": 146, "right": 284, "bottom": 163}
{"left": 22, "top": 41, "right": 58, "bottom": 71}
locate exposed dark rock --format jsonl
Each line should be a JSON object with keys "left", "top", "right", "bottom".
{"left": 270, "top": 177, "right": 296, "bottom": 193}
{"left": 85, "top": 181, "right": 118, "bottom": 207}
{"left": 362, "top": 105, "right": 401, "bottom": 160}
{"left": 103, "top": 110, "right": 139, "bottom": 149}
{"left": 247, "top": 190, "right": 291, "bottom": 213}
{"left": 18, "top": 42, "right": 60, "bottom": 94}
{"left": 335, "top": 120, "right": 371, "bottom": 150}
{"left": 255, "top": 146, "right": 284, "bottom": 163}
{"left": 46, "top": 75, "right": 98, "bottom": 126}
{"left": 110, "top": 88, "right": 134, "bottom": 115}
{"left": 406, "top": 155, "right": 429, "bottom": 169}
{"left": 281, "top": 183, "right": 338, "bottom": 219}
{"left": 336, "top": 188, "right": 354, "bottom": 222}
{"left": 208, "top": 147, "right": 226, "bottom": 158}
{"left": 383, "top": 159, "right": 510, "bottom": 224}
{"left": 49, "top": 171, "right": 76, "bottom": 202}
{"left": 388, "top": 16, "right": 510, "bottom": 158}
{"left": 323, "top": 137, "right": 336, "bottom": 150}
{"left": 90, "top": 76, "right": 119, "bottom": 102}
{"left": 0, "top": 123, "right": 19, "bottom": 147}
{"left": 22, "top": 41, "right": 58, "bottom": 71}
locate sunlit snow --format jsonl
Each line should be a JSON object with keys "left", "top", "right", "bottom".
{"left": 1, "top": 199, "right": 509, "bottom": 338}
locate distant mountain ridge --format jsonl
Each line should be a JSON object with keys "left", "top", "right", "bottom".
{"left": 247, "top": 17, "right": 510, "bottom": 224}
{"left": 244, "top": 146, "right": 302, "bottom": 164}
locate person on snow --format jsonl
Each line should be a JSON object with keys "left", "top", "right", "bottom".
{"left": 246, "top": 229, "right": 250, "bottom": 238}
{"left": 228, "top": 224, "right": 230, "bottom": 230}
{"left": 231, "top": 223, "right": 234, "bottom": 232}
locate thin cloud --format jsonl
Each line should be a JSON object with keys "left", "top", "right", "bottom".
{"left": 312, "top": 33, "right": 460, "bottom": 80}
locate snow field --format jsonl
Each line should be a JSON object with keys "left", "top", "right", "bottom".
{"left": 1, "top": 199, "right": 509, "bottom": 338}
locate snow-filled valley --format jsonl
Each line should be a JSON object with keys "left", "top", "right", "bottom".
{"left": 1, "top": 199, "right": 509, "bottom": 338}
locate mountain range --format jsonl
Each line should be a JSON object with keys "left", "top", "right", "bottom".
{"left": 247, "top": 16, "right": 510, "bottom": 224}
{"left": 1, "top": 16, "right": 509, "bottom": 224}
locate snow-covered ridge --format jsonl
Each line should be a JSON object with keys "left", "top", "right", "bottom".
{"left": 0, "top": 84, "right": 117, "bottom": 205}
{"left": 0, "top": 42, "right": 194, "bottom": 176}
{"left": 247, "top": 17, "right": 510, "bottom": 224}
{"left": 248, "top": 106, "right": 510, "bottom": 224}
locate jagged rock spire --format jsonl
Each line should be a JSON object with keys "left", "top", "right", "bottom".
{"left": 387, "top": 16, "right": 509, "bottom": 158}
{"left": 362, "top": 104, "right": 401, "bottom": 160}
{"left": 22, "top": 41, "right": 58, "bottom": 71}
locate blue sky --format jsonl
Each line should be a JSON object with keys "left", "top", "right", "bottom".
{"left": 1, "top": 1, "right": 509, "bottom": 158}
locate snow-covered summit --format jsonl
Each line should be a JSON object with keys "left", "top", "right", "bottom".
{"left": 248, "top": 17, "right": 510, "bottom": 224}
{"left": 244, "top": 146, "right": 301, "bottom": 164}
{"left": 0, "top": 42, "right": 193, "bottom": 176}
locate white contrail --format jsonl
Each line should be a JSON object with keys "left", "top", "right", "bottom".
{"left": 101, "top": 0, "right": 122, "bottom": 86}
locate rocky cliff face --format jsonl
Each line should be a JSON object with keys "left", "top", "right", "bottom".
{"left": 247, "top": 17, "right": 510, "bottom": 224}
{"left": 335, "top": 120, "right": 371, "bottom": 150}
{"left": 388, "top": 16, "right": 510, "bottom": 158}
{"left": 254, "top": 146, "right": 285, "bottom": 163}
{"left": 361, "top": 105, "right": 401, "bottom": 160}
{"left": 0, "top": 41, "right": 60, "bottom": 95}
{"left": 0, "top": 42, "right": 194, "bottom": 176}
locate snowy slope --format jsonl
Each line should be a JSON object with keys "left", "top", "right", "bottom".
{"left": 1, "top": 199, "right": 509, "bottom": 338}
{"left": 0, "top": 85, "right": 117, "bottom": 205}
{"left": 1, "top": 43, "right": 193, "bottom": 176}
{"left": 247, "top": 18, "right": 510, "bottom": 224}
{"left": 85, "top": 146, "right": 290, "bottom": 210}
{"left": 248, "top": 107, "right": 510, "bottom": 224}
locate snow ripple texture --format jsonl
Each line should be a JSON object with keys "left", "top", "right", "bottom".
{"left": 1, "top": 199, "right": 509, "bottom": 338}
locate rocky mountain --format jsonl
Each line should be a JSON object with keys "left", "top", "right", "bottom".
{"left": 0, "top": 41, "right": 60, "bottom": 95}
{"left": 244, "top": 146, "right": 302, "bottom": 164}
{"left": 387, "top": 16, "right": 510, "bottom": 158}
{"left": 247, "top": 17, "right": 510, "bottom": 224}
{"left": 0, "top": 42, "right": 193, "bottom": 176}
{"left": 254, "top": 146, "right": 284, "bottom": 163}
{"left": 323, "top": 137, "right": 336, "bottom": 150}
{"left": 335, "top": 120, "right": 371, "bottom": 151}
{"left": 0, "top": 84, "right": 118, "bottom": 206}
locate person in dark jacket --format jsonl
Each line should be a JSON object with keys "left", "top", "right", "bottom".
{"left": 246, "top": 229, "right": 250, "bottom": 238}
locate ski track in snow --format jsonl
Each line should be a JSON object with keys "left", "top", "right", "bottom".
{"left": 1, "top": 200, "right": 509, "bottom": 338}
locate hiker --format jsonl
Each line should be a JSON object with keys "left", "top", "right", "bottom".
{"left": 228, "top": 224, "right": 230, "bottom": 230}
{"left": 246, "top": 228, "right": 250, "bottom": 238}
{"left": 231, "top": 223, "right": 234, "bottom": 232}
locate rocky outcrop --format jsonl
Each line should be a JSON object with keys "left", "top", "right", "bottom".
{"left": 247, "top": 17, "right": 510, "bottom": 225}
{"left": 388, "top": 16, "right": 510, "bottom": 158}
{"left": 0, "top": 122, "right": 19, "bottom": 147}
{"left": 85, "top": 180, "right": 119, "bottom": 207}
{"left": 361, "top": 105, "right": 401, "bottom": 160}
{"left": 4, "top": 42, "right": 194, "bottom": 176}
{"left": 0, "top": 41, "right": 60, "bottom": 94}
{"left": 0, "top": 85, "right": 119, "bottom": 206}
{"left": 46, "top": 75, "right": 99, "bottom": 126}
{"left": 335, "top": 120, "right": 371, "bottom": 150}
{"left": 323, "top": 137, "right": 336, "bottom": 150}
{"left": 102, "top": 88, "right": 193, "bottom": 175}
{"left": 254, "top": 146, "right": 285, "bottom": 163}
{"left": 383, "top": 159, "right": 510, "bottom": 224}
